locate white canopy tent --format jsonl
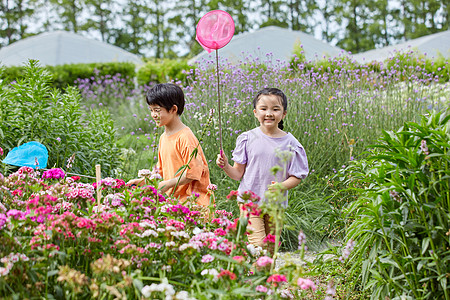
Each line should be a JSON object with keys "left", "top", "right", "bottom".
{"left": 352, "top": 30, "right": 450, "bottom": 63}
{"left": 0, "top": 31, "right": 143, "bottom": 67}
{"left": 189, "top": 26, "right": 346, "bottom": 65}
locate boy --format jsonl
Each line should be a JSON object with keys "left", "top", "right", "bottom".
{"left": 128, "top": 83, "right": 211, "bottom": 206}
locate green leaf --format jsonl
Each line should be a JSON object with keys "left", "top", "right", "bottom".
{"left": 133, "top": 278, "right": 144, "bottom": 291}
{"left": 47, "top": 270, "right": 59, "bottom": 277}
{"left": 421, "top": 237, "right": 430, "bottom": 255}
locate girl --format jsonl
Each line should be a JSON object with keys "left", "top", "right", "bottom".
{"left": 216, "top": 88, "right": 309, "bottom": 248}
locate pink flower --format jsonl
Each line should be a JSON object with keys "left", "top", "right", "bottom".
{"left": 0, "top": 147, "right": 3, "bottom": 156}
{"left": 214, "top": 228, "right": 227, "bottom": 236}
{"left": 207, "top": 184, "right": 218, "bottom": 191}
{"left": 232, "top": 256, "right": 245, "bottom": 263}
{"left": 255, "top": 285, "right": 268, "bottom": 293}
{"left": 297, "top": 278, "right": 317, "bottom": 291}
{"left": 42, "top": 168, "right": 65, "bottom": 179}
{"left": 226, "top": 190, "right": 239, "bottom": 200}
{"left": 256, "top": 256, "right": 273, "bottom": 267}
{"left": 267, "top": 274, "right": 287, "bottom": 287}
{"left": 201, "top": 254, "right": 214, "bottom": 263}
{"left": 263, "top": 234, "right": 276, "bottom": 244}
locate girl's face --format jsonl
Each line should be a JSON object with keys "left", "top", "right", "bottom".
{"left": 148, "top": 104, "right": 176, "bottom": 127}
{"left": 253, "top": 95, "right": 287, "bottom": 130}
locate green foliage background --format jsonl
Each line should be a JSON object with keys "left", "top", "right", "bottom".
{"left": 0, "top": 60, "right": 120, "bottom": 177}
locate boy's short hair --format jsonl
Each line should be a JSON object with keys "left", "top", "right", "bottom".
{"left": 146, "top": 83, "right": 185, "bottom": 115}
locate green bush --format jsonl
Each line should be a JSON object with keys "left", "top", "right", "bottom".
{"left": 0, "top": 61, "right": 137, "bottom": 89}
{"left": 334, "top": 109, "right": 450, "bottom": 299}
{"left": 136, "top": 59, "right": 191, "bottom": 85}
{"left": 0, "top": 60, "right": 121, "bottom": 177}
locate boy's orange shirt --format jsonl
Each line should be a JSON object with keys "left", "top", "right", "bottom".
{"left": 158, "top": 127, "right": 211, "bottom": 206}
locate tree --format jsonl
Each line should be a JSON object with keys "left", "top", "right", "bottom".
{"left": 368, "top": 0, "right": 397, "bottom": 47}
{"left": 144, "top": 0, "right": 176, "bottom": 59}
{"left": 320, "top": 0, "right": 341, "bottom": 43}
{"left": 82, "top": 0, "right": 115, "bottom": 42}
{"left": 0, "top": 0, "right": 36, "bottom": 46}
{"left": 285, "top": 0, "right": 317, "bottom": 33}
{"left": 335, "top": 0, "right": 375, "bottom": 53}
{"left": 258, "top": 0, "right": 288, "bottom": 28}
{"left": 171, "top": 0, "right": 208, "bottom": 57}
{"left": 49, "top": 0, "right": 85, "bottom": 33}
{"left": 109, "top": 0, "right": 147, "bottom": 55}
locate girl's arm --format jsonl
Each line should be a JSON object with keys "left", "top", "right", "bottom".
{"left": 216, "top": 153, "right": 246, "bottom": 181}
{"left": 278, "top": 176, "right": 302, "bottom": 190}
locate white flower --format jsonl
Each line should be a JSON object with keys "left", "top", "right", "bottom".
{"left": 137, "top": 229, "right": 158, "bottom": 238}
{"left": 141, "top": 285, "right": 152, "bottom": 298}
{"left": 165, "top": 241, "right": 176, "bottom": 247}
{"left": 192, "top": 227, "right": 203, "bottom": 235}
{"left": 138, "top": 169, "right": 152, "bottom": 177}
{"left": 150, "top": 173, "right": 162, "bottom": 180}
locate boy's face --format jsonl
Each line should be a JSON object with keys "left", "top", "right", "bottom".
{"left": 149, "top": 104, "right": 175, "bottom": 127}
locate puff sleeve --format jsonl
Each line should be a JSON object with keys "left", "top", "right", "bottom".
{"left": 231, "top": 132, "right": 249, "bottom": 164}
{"left": 287, "top": 143, "right": 309, "bottom": 180}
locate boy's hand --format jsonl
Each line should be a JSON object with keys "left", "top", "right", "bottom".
{"left": 127, "top": 178, "right": 144, "bottom": 186}
{"left": 158, "top": 180, "right": 170, "bottom": 193}
{"left": 216, "top": 152, "right": 228, "bottom": 169}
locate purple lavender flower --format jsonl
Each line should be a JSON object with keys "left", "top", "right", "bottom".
{"left": 298, "top": 231, "right": 307, "bottom": 251}
{"left": 420, "top": 140, "right": 429, "bottom": 155}
{"left": 339, "top": 239, "right": 355, "bottom": 262}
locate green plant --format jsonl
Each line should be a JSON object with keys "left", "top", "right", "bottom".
{"left": 334, "top": 109, "right": 450, "bottom": 299}
{"left": 0, "top": 60, "right": 120, "bottom": 177}
{"left": 0, "top": 61, "right": 136, "bottom": 90}
{"left": 384, "top": 50, "right": 450, "bottom": 83}
{"left": 136, "top": 59, "right": 190, "bottom": 85}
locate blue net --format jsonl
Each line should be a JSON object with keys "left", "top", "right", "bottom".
{"left": 2, "top": 141, "right": 48, "bottom": 169}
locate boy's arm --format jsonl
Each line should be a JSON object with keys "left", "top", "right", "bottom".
{"left": 158, "top": 173, "right": 193, "bottom": 193}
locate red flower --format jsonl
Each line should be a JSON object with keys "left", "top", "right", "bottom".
{"left": 218, "top": 269, "right": 237, "bottom": 280}
{"left": 71, "top": 176, "right": 81, "bottom": 181}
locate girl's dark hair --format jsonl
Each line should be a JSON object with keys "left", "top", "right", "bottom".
{"left": 252, "top": 88, "right": 288, "bottom": 130}
{"left": 146, "top": 83, "right": 185, "bottom": 115}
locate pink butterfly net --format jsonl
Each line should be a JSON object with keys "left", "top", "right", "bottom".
{"left": 196, "top": 10, "right": 235, "bottom": 53}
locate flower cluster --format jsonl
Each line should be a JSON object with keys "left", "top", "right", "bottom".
{"left": 0, "top": 253, "right": 29, "bottom": 277}
{"left": 42, "top": 168, "right": 65, "bottom": 179}
{"left": 0, "top": 166, "right": 313, "bottom": 298}
{"left": 297, "top": 278, "right": 317, "bottom": 290}
{"left": 267, "top": 274, "right": 287, "bottom": 287}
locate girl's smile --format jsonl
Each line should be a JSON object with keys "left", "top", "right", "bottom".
{"left": 253, "top": 95, "right": 287, "bottom": 132}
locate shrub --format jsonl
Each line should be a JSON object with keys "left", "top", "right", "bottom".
{"left": 0, "top": 60, "right": 120, "bottom": 177}
{"left": 136, "top": 59, "right": 190, "bottom": 85}
{"left": 334, "top": 109, "right": 450, "bottom": 299}
{"left": 0, "top": 61, "right": 137, "bottom": 89}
